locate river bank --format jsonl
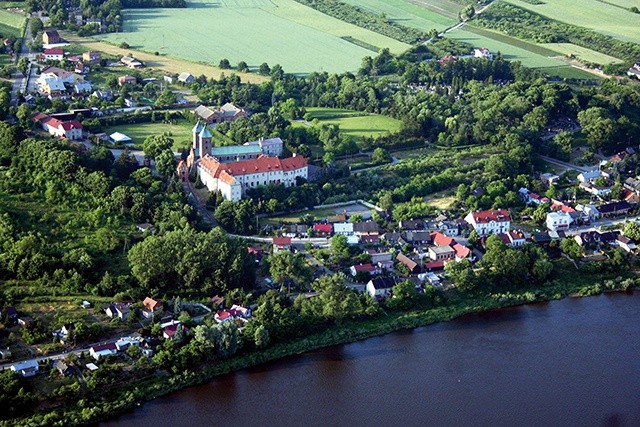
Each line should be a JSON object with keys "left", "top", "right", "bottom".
{"left": 11, "top": 270, "right": 638, "bottom": 426}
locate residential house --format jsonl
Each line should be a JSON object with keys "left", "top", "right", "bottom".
{"left": 137, "top": 223, "right": 156, "bottom": 233}
{"left": 34, "top": 113, "right": 84, "bottom": 140}
{"left": 380, "top": 232, "right": 403, "bottom": 245}
{"left": 431, "top": 232, "right": 454, "bottom": 248}
{"left": 428, "top": 245, "right": 455, "bottom": 261}
{"left": 507, "top": 231, "right": 526, "bottom": 248}
{"left": 37, "top": 76, "right": 66, "bottom": 98}
{"left": 55, "top": 360, "right": 72, "bottom": 376}
{"left": 115, "top": 336, "right": 140, "bottom": 351}
{"left": 616, "top": 235, "right": 637, "bottom": 253}
{"left": 399, "top": 219, "right": 424, "bottom": 230}
{"left": 574, "top": 230, "right": 618, "bottom": 247}
{"left": 437, "top": 220, "right": 459, "bottom": 237}
{"left": 598, "top": 201, "right": 631, "bottom": 217}
{"left": 211, "top": 295, "right": 225, "bottom": 310}
{"left": 366, "top": 277, "right": 397, "bottom": 299}
{"left": 91, "top": 90, "right": 113, "bottom": 101}
{"left": 229, "top": 304, "right": 251, "bottom": 318}
{"left": 40, "top": 66, "right": 76, "bottom": 84}
{"left": 540, "top": 173, "right": 560, "bottom": 186}
{"left": 624, "top": 177, "right": 640, "bottom": 194}
{"left": 196, "top": 154, "right": 308, "bottom": 202}
{"left": 334, "top": 222, "right": 354, "bottom": 236}
{"left": 89, "top": 342, "right": 118, "bottom": 360}
{"left": 353, "top": 221, "right": 379, "bottom": 236}
{"left": 272, "top": 236, "right": 291, "bottom": 253}
{"left": 244, "top": 137, "right": 284, "bottom": 157}
{"left": 424, "top": 260, "right": 446, "bottom": 272}
{"left": 124, "top": 98, "right": 137, "bottom": 108}
{"left": 83, "top": 51, "right": 101, "bottom": 63}
{"left": 10, "top": 360, "right": 39, "bottom": 377}
{"left": 120, "top": 56, "right": 143, "bottom": 69}
{"left": 367, "top": 250, "right": 392, "bottom": 264}
{"left": 576, "top": 204, "right": 600, "bottom": 222}
{"left": 396, "top": 253, "right": 420, "bottom": 274}
{"left": 474, "top": 48, "right": 493, "bottom": 59}
{"left": 163, "top": 75, "right": 175, "bottom": 84}
{"left": 405, "top": 231, "right": 431, "bottom": 245}
{"left": 546, "top": 212, "right": 573, "bottom": 232}
{"left": 628, "top": 62, "right": 640, "bottom": 79}
{"left": 579, "top": 182, "right": 611, "bottom": 198}
{"left": 452, "top": 243, "right": 471, "bottom": 261}
{"left": 43, "top": 48, "right": 64, "bottom": 61}
{"left": 118, "top": 75, "right": 137, "bottom": 86}
{"left": 73, "top": 80, "right": 92, "bottom": 94}
{"left": 464, "top": 209, "right": 510, "bottom": 236}
{"left": 577, "top": 170, "right": 602, "bottom": 183}
{"left": 142, "top": 297, "right": 163, "bottom": 318}
{"left": 313, "top": 223, "right": 332, "bottom": 236}
{"left": 214, "top": 310, "right": 234, "bottom": 323}
{"left": 162, "top": 321, "right": 186, "bottom": 340}
{"left": 105, "top": 303, "right": 130, "bottom": 320}
{"left": 178, "top": 72, "right": 195, "bottom": 84}
{"left": 360, "top": 235, "right": 380, "bottom": 244}
{"left": 350, "top": 263, "right": 381, "bottom": 277}
{"left": 519, "top": 188, "right": 550, "bottom": 206}
{"left": 43, "top": 29, "right": 61, "bottom": 44}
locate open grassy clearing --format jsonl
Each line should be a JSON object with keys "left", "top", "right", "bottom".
{"left": 537, "top": 65, "right": 602, "bottom": 80}
{"left": 99, "top": 0, "right": 409, "bottom": 75}
{"left": 538, "top": 42, "right": 624, "bottom": 64}
{"left": 62, "top": 32, "right": 267, "bottom": 84}
{"left": 340, "top": 0, "right": 459, "bottom": 32}
{"left": 423, "top": 190, "right": 456, "bottom": 209}
{"left": 503, "top": 0, "right": 640, "bottom": 44}
{"left": 303, "top": 107, "right": 402, "bottom": 139}
{"left": 0, "top": 9, "right": 24, "bottom": 38}
{"left": 103, "top": 119, "right": 200, "bottom": 151}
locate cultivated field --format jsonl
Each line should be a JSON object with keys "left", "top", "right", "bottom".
{"left": 0, "top": 9, "right": 24, "bottom": 38}
{"left": 539, "top": 43, "right": 624, "bottom": 65}
{"left": 504, "top": 0, "right": 640, "bottom": 44}
{"left": 63, "top": 32, "right": 267, "bottom": 84}
{"left": 340, "top": 0, "right": 460, "bottom": 32}
{"left": 99, "top": 0, "right": 410, "bottom": 75}
{"left": 303, "top": 107, "right": 402, "bottom": 139}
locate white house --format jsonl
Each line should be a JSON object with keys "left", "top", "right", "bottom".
{"left": 178, "top": 72, "right": 195, "bottom": 84}
{"left": 333, "top": 222, "right": 354, "bottom": 236}
{"left": 196, "top": 154, "right": 308, "bottom": 202}
{"left": 350, "top": 263, "right": 381, "bottom": 277}
{"left": 464, "top": 209, "right": 510, "bottom": 236}
{"left": 89, "top": 342, "right": 118, "bottom": 360}
{"left": 616, "top": 235, "right": 637, "bottom": 253}
{"left": 474, "top": 48, "right": 493, "bottom": 59}
{"left": 546, "top": 211, "right": 573, "bottom": 232}
{"left": 579, "top": 183, "right": 611, "bottom": 198}
{"left": 366, "top": 277, "right": 397, "bottom": 299}
{"left": 73, "top": 80, "right": 92, "bottom": 93}
{"left": 576, "top": 204, "right": 600, "bottom": 222}
{"left": 10, "top": 360, "right": 39, "bottom": 377}
{"left": 43, "top": 48, "right": 64, "bottom": 61}
{"left": 577, "top": 170, "right": 602, "bottom": 183}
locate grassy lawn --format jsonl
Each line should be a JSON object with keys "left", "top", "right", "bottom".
{"left": 340, "top": 0, "right": 460, "bottom": 32}
{"left": 103, "top": 119, "right": 199, "bottom": 151}
{"left": 98, "top": 0, "right": 410, "bottom": 75}
{"left": 0, "top": 9, "right": 24, "bottom": 38}
{"left": 536, "top": 65, "right": 603, "bottom": 80}
{"left": 539, "top": 42, "right": 624, "bottom": 64}
{"left": 504, "top": 0, "right": 640, "bottom": 44}
{"left": 303, "top": 107, "right": 402, "bottom": 140}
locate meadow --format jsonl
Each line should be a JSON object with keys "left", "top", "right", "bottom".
{"left": 339, "top": 0, "right": 460, "bottom": 32}
{"left": 100, "top": 0, "right": 410, "bottom": 74}
{"left": 303, "top": 107, "right": 403, "bottom": 139}
{"left": 0, "top": 9, "right": 24, "bottom": 38}
{"left": 538, "top": 42, "right": 624, "bottom": 65}
{"left": 103, "top": 119, "right": 217, "bottom": 151}
{"left": 503, "top": 0, "right": 640, "bottom": 44}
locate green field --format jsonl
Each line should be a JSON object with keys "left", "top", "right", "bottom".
{"left": 0, "top": 9, "right": 24, "bottom": 38}
{"left": 104, "top": 119, "right": 206, "bottom": 151}
{"left": 539, "top": 42, "right": 624, "bottom": 64}
{"left": 504, "top": 0, "right": 640, "bottom": 44}
{"left": 340, "top": 0, "right": 460, "bottom": 32}
{"left": 100, "top": 0, "right": 410, "bottom": 74}
{"left": 303, "top": 107, "right": 402, "bottom": 139}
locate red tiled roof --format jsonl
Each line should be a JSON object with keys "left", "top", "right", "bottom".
{"left": 431, "top": 231, "right": 455, "bottom": 247}
{"left": 424, "top": 260, "right": 446, "bottom": 270}
{"left": 498, "top": 233, "right": 511, "bottom": 245}
{"left": 453, "top": 243, "right": 471, "bottom": 258}
{"left": 470, "top": 209, "right": 510, "bottom": 224}
{"left": 273, "top": 237, "right": 291, "bottom": 246}
{"left": 314, "top": 223, "right": 332, "bottom": 233}
{"left": 143, "top": 297, "right": 162, "bottom": 311}
{"left": 215, "top": 310, "right": 232, "bottom": 321}
{"left": 44, "top": 48, "right": 63, "bottom": 55}
{"left": 560, "top": 205, "right": 575, "bottom": 213}
{"left": 60, "top": 120, "right": 82, "bottom": 130}
{"left": 352, "top": 263, "right": 377, "bottom": 272}
{"left": 199, "top": 154, "right": 307, "bottom": 183}
{"left": 31, "top": 111, "right": 49, "bottom": 123}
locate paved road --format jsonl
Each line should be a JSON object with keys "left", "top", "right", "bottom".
{"left": 539, "top": 155, "right": 598, "bottom": 173}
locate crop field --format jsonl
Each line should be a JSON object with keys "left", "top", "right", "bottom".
{"left": 303, "top": 107, "right": 402, "bottom": 139}
{"left": 503, "top": 0, "right": 640, "bottom": 44}
{"left": 0, "top": 9, "right": 24, "bottom": 38}
{"left": 100, "top": 0, "right": 410, "bottom": 75}
{"left": 340, "top": 0, "right": 460, "bottom": 32}
{"left": 538, "top": 43, "right": 624, "bottom": 65}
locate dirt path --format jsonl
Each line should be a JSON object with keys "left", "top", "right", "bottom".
{"left": 61, "top": 31, "right": 269, "bottom": 84}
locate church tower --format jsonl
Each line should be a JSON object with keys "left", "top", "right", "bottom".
{"left": 198, "top": 125, "right": 213, "bottom": 158}
{"left": 192, "top": 121, "right": 204, "bottom": 156}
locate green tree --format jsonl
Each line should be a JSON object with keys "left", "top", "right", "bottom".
{"left": 219, "top": 58, "right": 231, "bottom": 69}
{"left": 258, "top": 62, "right": 271, "bottom": 75}
{"left": 578, "top": 107, "right": 615, "bottom": 151}
{"left": 254, "top": 324, "right": 270, "bottom": 348}
{"left": 561, "top": 238, "right": 583, "bottom": 259}
{"left": 386, "top": 280, "right": 419, "bottom": 310}
{"left": 143, "top": 135, "right": 173, "bottom": 159}
{"left": 371, "top": 147, "right": 391, "bottom": 164}
{"left": 623, "top": 221, "right": 640, "bottom": 241}
{"left": 268, "top": 250, "right": 310, "bottom": 286}
{"left": 331, "top": 234, "right": 350, "bottom": 259}
{"left": 445, "top": 258, "right": 477, "bottom": 292}
{"left": 155, "top": 149, "right": 176, "bottom": 178}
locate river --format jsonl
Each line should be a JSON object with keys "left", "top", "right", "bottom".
{"left": 104, "top": 292, "right": 640, "bottom": 427}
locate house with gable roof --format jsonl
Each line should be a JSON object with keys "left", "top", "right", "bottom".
{"left": 464, "top": 209, "right": 510, "bottom": 236}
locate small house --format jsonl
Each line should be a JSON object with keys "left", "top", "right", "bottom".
{"left": 55, "top": 360, "right": 72, "bottom": 376}
{"left": 11, "top": 360, "right": 39, "bottom": 377}
{"left": 178, "top": 72, "right": 195, "bottom": 84}
{"left": 272, "top": 236, "right": 292, "bottom": 253}
{"left": 117, "top": 75, "right": 137, "bottom": 86}
{"left": 43, "top": 29, "right": 61, "bottom": 45}
{"left": 350, "top": 263, "right": 381, "bottom": 277}
{"left": 366, "top": 277, "right": 397, "bottom": 299}
{"left": 211, "top": 295, "right": 225, "bottom": 310}
{"left": 89, "top": 342, "right": 118, "bottom": 360}
{"left": 396, "top": 253, "right": 420, "bottom": 274}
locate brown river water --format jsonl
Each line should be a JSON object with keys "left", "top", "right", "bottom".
{"left": 103, "top": 292, "right": 640, "bottom": 427}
